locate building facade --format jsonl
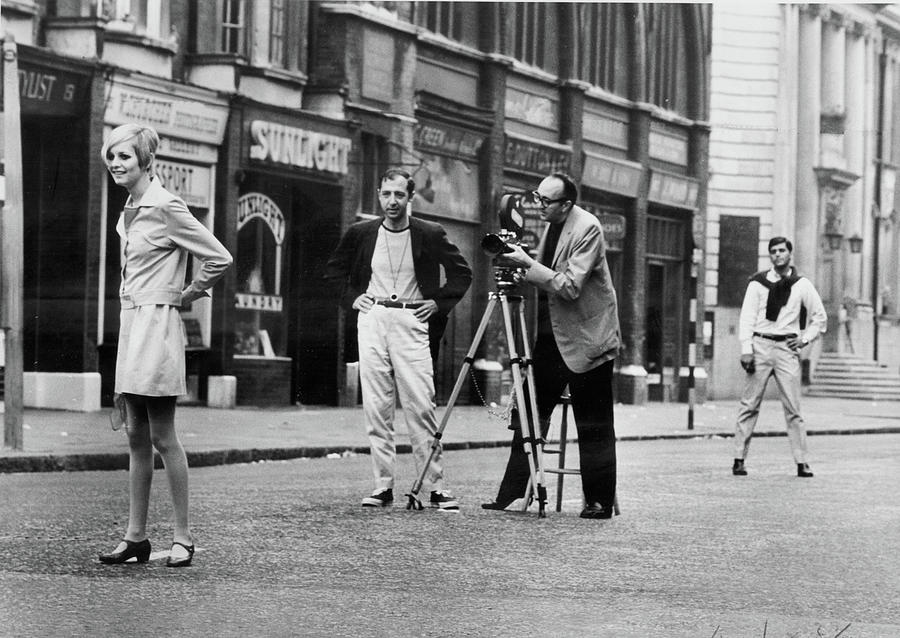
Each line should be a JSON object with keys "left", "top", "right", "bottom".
{"left": 2, "top": 1, "right": 712, "bottom": 409}
{"left": 706, "top": 3, "right": 900, "bottom": 400}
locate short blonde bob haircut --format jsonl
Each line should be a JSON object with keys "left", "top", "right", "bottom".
{"left": 101, "top": 123, "right": 160, "bottom": 173}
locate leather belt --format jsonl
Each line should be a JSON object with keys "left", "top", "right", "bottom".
{"left": 376, "top": 300, "right": 424, "bottom": 309}
{"left": 753, "top": 332, "right": 795, "bottom": 342}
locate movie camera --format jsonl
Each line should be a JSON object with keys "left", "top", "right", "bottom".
{"left": 481, "top": 193, "right": 533, "bottom": 290}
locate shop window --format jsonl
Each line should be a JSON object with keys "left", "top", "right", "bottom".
{"left": 575, "top": 3, "right": 632, "bottom": 97}
{"left": 502, "top": 3, "right": 558, "bottom": 73}
{"left": 646, "top": 214, "right": 686, "bottom": 260}
{"left": 104, "top": 0, "right": 171, "bottom": 40}
{"left": 414, "top": 2, "right": 479, "bottom": 48}
{"left": 582, "top": 202, "right": 625, "bottom": 294}
{"left": 234, "top": 192, "right": 286, "bottom": 358}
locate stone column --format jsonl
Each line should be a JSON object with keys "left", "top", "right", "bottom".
{"left": 844, "top": 23, "right": 868, "bottom": 304}
{"left": 820, "top": 15, "right": 847, "bottom": 169}
{"left": 816, "top": 12, "right": 860, "bottom": 352}
{"left": 615, "top": 103, "right": 653, "bottom": 405}
{"left": 795, "top": 8, "right": 822, "bottom": 284}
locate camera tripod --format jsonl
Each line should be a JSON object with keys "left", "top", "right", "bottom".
{"left": 406, "top": 287, "right": 548, "bottom": 518}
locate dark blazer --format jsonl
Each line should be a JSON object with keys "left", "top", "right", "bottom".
{"left": 324, "top": 216, "right": 472, "bottom": 361}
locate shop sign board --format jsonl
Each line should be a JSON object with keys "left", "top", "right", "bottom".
{"left": 505, "top": 87, "right": 557, "bottom": 129}
{"left": 5, "top": 60, "right": 89, "bottom": 116}
{"left": 235, "top": 293, "right": 284, "bottom": 313}
{"left": 155, "top": 160, "right": 211, "bottom": 209}
{"left": 249, "top": 120, "right": 352, "bottom": 175}
{"left": 504, "top": 135, "right": 571, "bottom": 177}
{"left": 237, "top": 192, "right": 286, "bottom": 244}
{"left": 105, "top": 84, "right": 228, "bottom": 145}
{"left": 649, "top": 130, "right": 688, "bottom": 166}
{"left": 598, "top": 213, "right": 627, "bottom": 241}
{"left": 648, "top": 170, "right": 699, "bottom": 210}
{"left": 582, "top": 112, "right": 629, "bottom": 150}
{"left": 582, "top": 152, "right": 642, "bottom": 198}
{"left": 414, "top": 122, "right": 483, "bottom": 160}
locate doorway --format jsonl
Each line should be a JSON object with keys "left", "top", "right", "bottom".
{"left": 644, "top": 210, "right": 689, "bottom": 401}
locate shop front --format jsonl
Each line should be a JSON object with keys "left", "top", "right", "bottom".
{"left": 580, "top": 151, "right": 643, "bottom": 303}
{"left": 226, "top": 108, "right": 353, "bottom": 406}
{"left": 644, "top": 168, "right": 701, "bottom": 402}
{"left": 15, "top": 46, "right": 97, "bottom": 410}
{"left": 411, "top": 102, "right": 489, "bottom": 403}
{"left": 99, "top": 73, "right": 230, "bottom": 405}
{"left": 496, "top": 135, "right": 573, "bottom": 396}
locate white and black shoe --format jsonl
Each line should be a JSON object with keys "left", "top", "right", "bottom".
{"left": 362, "top": 488, "right": 393, "bottom": 507}
{"left": 429, "top": 490, "right": 459, "bottom": 510}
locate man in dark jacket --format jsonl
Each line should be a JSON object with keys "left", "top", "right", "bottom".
{"left": 325, "top": 168, "right": 472, "bottom": 509}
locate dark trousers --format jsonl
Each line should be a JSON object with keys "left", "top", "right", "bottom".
{"left": 494, "top": 335, "right": 617, "bottom": 509}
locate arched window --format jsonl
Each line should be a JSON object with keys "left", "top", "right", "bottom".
{"left": 645, "top": 4, "right": 691, "bottom": 115}
{"left": 414, "top": 1, "right": 479, "bottom": 48}
{"left": 501, "top": 2, "right": 559, "bottom": 73}
{"left": 575, "top": 3, "right": 632, "bottom": 97}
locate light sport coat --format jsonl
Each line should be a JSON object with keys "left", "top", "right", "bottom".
{"left": 116, "top": 177, "right": 233, "bottom": 307}
{"left": 524, "top": 204, "right": 621, "bottom": 373}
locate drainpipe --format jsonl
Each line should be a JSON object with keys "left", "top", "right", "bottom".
{"left": 872, "top": 39, "right": 886, "bottom": 362}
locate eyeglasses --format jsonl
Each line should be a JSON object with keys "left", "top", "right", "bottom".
{"left": 532, "top": 190, "right": 568, "bottom": 208}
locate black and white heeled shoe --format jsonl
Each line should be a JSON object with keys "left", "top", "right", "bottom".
{"left": 166, "top": 541, "right": 195, "bottom": 568}
{"left": 98, "top": 538, "right": 151, "bottom": 564}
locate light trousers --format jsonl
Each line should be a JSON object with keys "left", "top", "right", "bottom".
{"left": 734, "top": 336, "right": 808, "bottom": 463}
{"left": 357, "top": 305, "right": 444, "bottom": 491}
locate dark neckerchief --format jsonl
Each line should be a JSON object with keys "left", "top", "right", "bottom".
{"left": 751, "top": 268, "right": 801, "bottom": 321}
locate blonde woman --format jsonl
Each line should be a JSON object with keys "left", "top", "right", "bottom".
{"left": 98, "top": 124, "right": 232, "bottom": 567}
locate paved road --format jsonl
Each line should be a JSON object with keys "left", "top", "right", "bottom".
{"left": 3, "top": 396, "right": 900, "bottom": 472}
{"left": 1, "top": 433, "right": 898, "bottom": 637}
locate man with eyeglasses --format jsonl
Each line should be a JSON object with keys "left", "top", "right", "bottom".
{"left": 325, "top": 168, "right": 472, "bottom": 509}
{"left": 482, "top": 172, "right": 621, "bottom": 519}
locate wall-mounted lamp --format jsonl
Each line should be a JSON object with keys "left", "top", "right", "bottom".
{"left": 825, "top": 230, "right": 844, "bottom": 251}
{"left": 848, "top": 234, "right": 863, "bottom": 253}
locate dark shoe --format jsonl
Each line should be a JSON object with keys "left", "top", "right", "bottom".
{"left": 166, "top": 541, "right": 195, "bottom": 568}
{"left": 579, "top": 503, "right": 613, "bottom": 519}
{"left": 362, "top": 488, "right": 393, "bottom": 507}
{"left": 797, "top": 463, "right": 814, "bottom": 478}
{"left": 480, "top": 495, "right": 519, "bottom": 511}
{"left": 429, "top": 490, "right": 459, "bottom": 510}
{"left": 98, "top": 538, "right": 151, "bottom": 564}
{"left": 732, "top": 459, "right": 748, "bottom": 476}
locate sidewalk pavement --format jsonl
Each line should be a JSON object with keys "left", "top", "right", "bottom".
{"left": 1, "top": 396, "right": 899, "bottom": 472}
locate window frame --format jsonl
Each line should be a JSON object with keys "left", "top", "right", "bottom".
{"left": 220, "top": 0, "right": 247, "bottom": 56}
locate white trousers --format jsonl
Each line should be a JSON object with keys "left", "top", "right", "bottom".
{"left": 357, "top": 305, "right": 444, "bottom": 491}
{"left": 734, "top": 336, "right": 808, "bottom": 463}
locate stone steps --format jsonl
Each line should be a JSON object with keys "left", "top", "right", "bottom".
{"left": 807, "top": 354, "right": 900, "bottom": 400}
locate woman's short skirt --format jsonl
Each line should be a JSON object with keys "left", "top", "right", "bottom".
{"left": 115, "top": 304, "right": 186, "bottom": 397}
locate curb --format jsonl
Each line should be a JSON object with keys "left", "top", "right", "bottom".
{"left": 2, "top": 427, "right": 899, "bottom": 474}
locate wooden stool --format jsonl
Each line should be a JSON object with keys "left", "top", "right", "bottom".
{"left": 543, "top": 389, "right": 620, "bottom": 515}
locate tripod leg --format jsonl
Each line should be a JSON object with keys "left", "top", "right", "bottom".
{"left": 406, "top": 296, "right": 498, "bottom": 510}
{"left": 499, "top": 294, "right": 546, "bottom": 518}
{"left": 515, "top": 298, "right": 547, "bottom": 518}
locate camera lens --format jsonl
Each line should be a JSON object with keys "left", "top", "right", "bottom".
{"left": 481, "top": 233, "right": 512, "bottom": 257}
